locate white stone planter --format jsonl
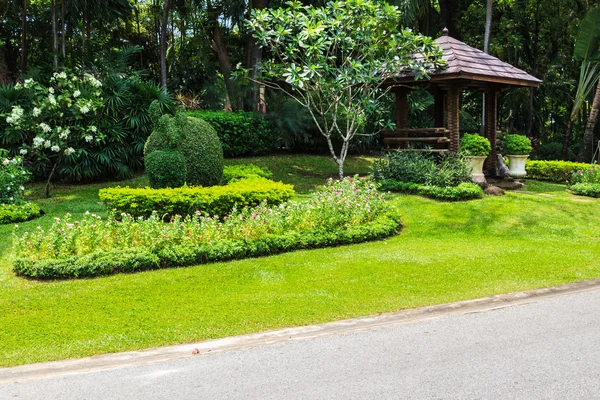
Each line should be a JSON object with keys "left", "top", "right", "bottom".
{"left": 465, "top": 156, "right": 487, "bottom": 183}
{"left": 507, "top": 154, "right": 529, "bottom": 179}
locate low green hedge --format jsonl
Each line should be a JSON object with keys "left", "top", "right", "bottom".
{"left": 222, "top": 164, "right": 272, "bottom": 183}
{"left": 98, "top": 177, "right": 295, "bottom": 218}
{"left": 187, "top": 111, "right": 275, "bottom": 157}
{"left": 0, "top": 203, "right": 42, "bottom": 225}
{"left": 377, "top": 180, "right": 483, "bottom": 201}
{"left": 14, "top": 211, "right": 402, "bottom": 279}
{"left": 526, "top": 160, "right": 598, "bottom": 183}
{"left": 569, "top": 183, "right": 600, "bottom": 198}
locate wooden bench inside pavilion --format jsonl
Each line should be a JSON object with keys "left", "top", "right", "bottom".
{"left": 383, "top": 28, "right": 541, "bottom": 176}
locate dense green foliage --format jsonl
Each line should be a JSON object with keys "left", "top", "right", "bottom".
{"left": 222, "top": 164, "right": 272, "bottom": 183}
{"left": 15, "top": 177, "right": 399, "bottom": 279}
{"left": 500, "top": 134, "right": 533, "bottom": 155}
{"left": 373, "top": 151, "right": 471, "bottom": 188}
{"left": 568, "top": 166, "right": 600, "bottom": 197}
{"left": 569, "top": 183, "right": 600, "bottom": 197}
{"left": 145, "top": 112, "right": 224, "bottom": 186}
{"left": 526, "top": 160, "right": 599, "bottom": 182}
{"left": 187, "top": 111, "right": 275, "bottom": 157}
{"left": 460, "top": 133, "right": 491, "bottom": 156}
{"left": 0, "top": 155, "right": 29, "bottom": 204}
{"left": 144, "top": 151, "right": 187, "bottom": 189}
{"left": 377, "top": 180, "right": 483, "bottom": 201}
{"left": 0, "top": 203, "right": 41, "bottom": 225}
{"left": 98, "top": 177, "right": 295, "bottom": 219}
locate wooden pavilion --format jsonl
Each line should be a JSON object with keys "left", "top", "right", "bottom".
{"left": 383, "top": 28, "right": 541, "bottom": 176}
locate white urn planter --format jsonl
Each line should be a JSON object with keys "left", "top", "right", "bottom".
{"left": 465, "top": 156, "right": 487, "bottom": 183}
{"left": 507, "top": 155, "right": 529, "bottom": 179}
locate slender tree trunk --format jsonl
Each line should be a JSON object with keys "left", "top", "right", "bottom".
{"left": 21, "top": 0, "right": 28, "bottom": 73}
{"left": 577, "top": 81, "right": 600, "bottom": 162}
{"left": 52, "top": 0, "right": 58, "bottom": 70}
{"left": 61, "top": 0, "right": 65, "bottom": 61}
{"left": 245, "top": 0, "right": 268, "bottom": 112}
{"left": 160, "top": 0, "right": 171, "bottom": 89}
{"left": 210, "top": 18, "right": 238, "bottom": 110}
{"left": 45, "top": 162, "right": 58, "bottom": 199}
{"left": 562, "top": 119, "right": 573, "bottom": 160}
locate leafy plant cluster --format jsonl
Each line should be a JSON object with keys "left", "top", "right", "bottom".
{"left": 499, "top": 134, "right": 533, "bottom": 155}
{"left": 526, "top": 160, "right": 599, "bottom": 182}
{"left": 567, "top": 166, "right": 600, "bottom": 198}
{"left": 373, "top": 151, "right": 472, "bottom": 188}
{"left": 460, "top": 133, "right": 491, "bottom": 157}
{"left": 0, "top": 71, "right": 174, "bottom": 188}
{"left": 144, "top": 110, "right": 224, "bottom": 188}
{"left": 222, "top": 164, "right": 272, "bottom": 183}
{"left": 0, "top": 153, "right": 29, "bottom": 205}
{"left": 99, "top": 177, "right": 295, "bottom": 219}
{"left": 13, "top": 177, "right": 401, "bottom": 279}
{"left": 569, "top": 183, "right": 600, "bottom": 198}
{"left": 187, "top": 111, "right": 275, "bottom": 157}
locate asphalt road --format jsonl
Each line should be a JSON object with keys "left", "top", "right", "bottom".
{"left": 3, "top": 288, "right": 600, "bottom": 399}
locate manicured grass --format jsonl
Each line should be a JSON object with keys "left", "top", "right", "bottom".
{"left": 1, "top": 155, "right": 600, "bottom": 367}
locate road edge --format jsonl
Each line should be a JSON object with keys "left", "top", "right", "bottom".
{"left": 3, "top": 277, "right": 600, "bottom": 383}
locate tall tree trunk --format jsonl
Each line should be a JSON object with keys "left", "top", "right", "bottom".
{"left": 244, "top": 0, "right": 268, "bottom": 112}
{"left": 577, "top": 81, "right": 600, "bottom": 162}
{"left": 61, "top": 0, "right": 65, "bottom": 61}
{"left": 52, "top": 0, "right": 58, "bottom": 70}
{"left": 562, "top": 119, "right": 573, "bottom": 160}
{"left": 160, "top": 0, "right": 171, "bottom": 89}
{"left": 21, "top": 0, "right": 28, "bottom": 73}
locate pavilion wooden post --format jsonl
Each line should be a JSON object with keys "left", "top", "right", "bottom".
{"left": 445, "top": 87, "right": 461, "bottom": 152}
{"left": 483, "top": 89, "right": 498, "bottom": 175}
{"left": 395, "top": 87, "right": 409, "bottom": 148}
{"left": 433, "top": 89, "right": 445, "bottom": 128}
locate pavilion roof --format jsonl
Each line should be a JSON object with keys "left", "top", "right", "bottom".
{"left": 394, "top": 28, "right": 542, "bottom": 88}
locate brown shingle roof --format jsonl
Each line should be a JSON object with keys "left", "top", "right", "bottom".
{"left": 395, "top": 29, "right": 542, "bottom": 88}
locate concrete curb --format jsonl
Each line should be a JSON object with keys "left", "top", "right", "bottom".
{"left": 3, "top": 278, "right": 600, "bottom": 384}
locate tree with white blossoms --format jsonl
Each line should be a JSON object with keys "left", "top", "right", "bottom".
{"left": 243, "top": 0, "right": 444, "bottom": 177}
{"left": 2, "top": 71, "right": 104, "bottom": 197}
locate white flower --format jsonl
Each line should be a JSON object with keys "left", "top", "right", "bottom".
{"left": 58, "top": 72, "right": 67, "bottom": 79}
{"left": 89, "top": 126, "right": 97, "bottom": 133}
{"left": 59, "top": 131, "right": 69, "bottom": 139}
{"left": 19, "top": 186, "right": 24, "bottom": 191}
{"left": 19, "top": 149, "right": 28, "bottom": 155}
{"left": 6, "top": 187, "right": 10, "bottom": 191}
{"left": 84, "top": 135, "right": 93, "bottom": 143}
{"left": 73, "top": 90, "right": 81, "bottom": 98}
{"left": 64, "top": 147, "right": 75, "bottom": 156}
{"left": 44, "top": 140, "right": 51, "bottom": 148}
{"left": 39, "top": 123, "right": 51, "bottom": 133}
{"left": 63, "top": 128, "right": 70, "bottom": 136}
{"left": 48, "top": 87, "right": 54, "bottom": 94}
{"left": 14, "top": 83, "right": 22, "bottom": 89}
{"left": 23, "top": 78, "right": 34, "bottom": 88}
{"left": 32, "top": 107, "right": 41, "bottom": 117}
{"left": 6, "top": 106, "right": 24, "bottom": 126}
{"left": 32, "top": 136, "right": 45, "bottom": 148}
{"left": 80, "top": 105, "right": 90, "bottom": 114}
{"left": 2, "top": 159, "right": 8, "bottom": 166}
{"left": 48, "top": 94, "right": 57, "bottom": 106}
{"left": 51, "top": 145, "right": 60, "bottom": 152}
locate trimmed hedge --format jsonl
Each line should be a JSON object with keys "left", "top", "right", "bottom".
{"left": 144, "top": 151, "right": 187, "bottom": 189}
{"left": 14, "top": 211, "right": 402, "bottom": 280}
{"left": 0, "top": 203, "right": 42, "bottom": 225}
{"left": 187, "top": 111, "right": 275, "bottom": 157}
{"left": 569, "top": 183, "right": 600, "bottom": 198}
{"left": 526, "top": 160, "right": 599, "bottom": 183}
{"left": 222, "top": 164, "right": 272, "bottom": 183}
{"left": 98, "top": 177, "right": 295, "bottom": 218}
{"left": 377, "top": 179, "right": 483, "bottom": 201}
{"left": 145, "top": 112, "right": 224, "bottom": 187}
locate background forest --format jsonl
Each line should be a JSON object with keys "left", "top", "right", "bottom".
{"left": 1, "top": 0, "right": 599, "bottom": 177}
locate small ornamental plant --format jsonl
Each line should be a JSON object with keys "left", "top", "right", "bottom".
{"left": 2, "top": 71, "right": 104, "bottom": 197}
{"left": 500, "top": 134, "right": 532, "bottom": 155}
{"left": 0, "top": 153, "right": 30, "bottom": 205}
{"left": 460, "top": 133, "right": 491, "bottom": 157}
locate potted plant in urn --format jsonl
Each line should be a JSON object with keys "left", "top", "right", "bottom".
{"left": 500, "top": 134, "right": 532, "bottom": 179}
{"left": 460, "top": 133, "right": 491, "bottom": 183}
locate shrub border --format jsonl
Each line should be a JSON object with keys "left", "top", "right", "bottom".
{"left": 377, "top": 180, "right": 483, "bottom": 201}
{"left": 13, "top": 211, "right": 402, "bottom": 280}
{"left": 0, "top": 203, "right": 43, "bottom": 225}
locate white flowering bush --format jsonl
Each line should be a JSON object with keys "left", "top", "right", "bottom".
{"left": 0, "top": 153, "right": 30, "bottom": 205}
{"left": 2, "top": 71, "right": 104, "bottom": 196}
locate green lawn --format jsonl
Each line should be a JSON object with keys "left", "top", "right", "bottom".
{"left": 1, "top": 155, "right": 600, "bottom": 367}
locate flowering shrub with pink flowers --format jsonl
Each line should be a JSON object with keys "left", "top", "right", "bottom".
{"left": 13, "top": 176, "right": 401, "bottom": 279}
{"left": 568, "top": 165, "right": 600, "bottom": 197}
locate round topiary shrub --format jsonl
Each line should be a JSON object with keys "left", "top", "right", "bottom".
{"left": 500, "top": 134, "right": 532, "bottom": 155}
{"left": 144, "top": 111, "right": 224, "bottom": 187}
{"left": 460, "top": 133, "right": 491, "bottom": 156}
{"left": 145, "top": 151, "right": 187, "bottom": 189}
